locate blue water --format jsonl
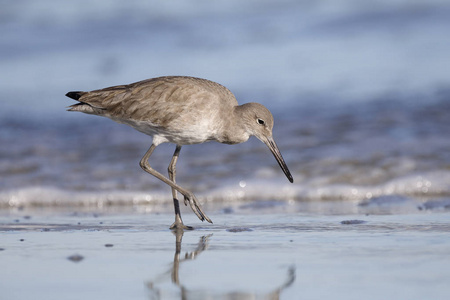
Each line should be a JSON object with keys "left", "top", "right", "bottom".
{"left": 1, "top": 0, "right": 450, "bottom": 209}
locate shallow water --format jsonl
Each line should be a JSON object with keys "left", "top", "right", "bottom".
{"left": 1, "top": 209, "right": 450, "bottom": 300}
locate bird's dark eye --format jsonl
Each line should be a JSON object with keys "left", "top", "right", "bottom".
{"left": 257, "top": 118, "right": 265, "bottom": 125}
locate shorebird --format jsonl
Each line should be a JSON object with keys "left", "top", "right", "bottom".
{"left": 66, "top": 76, "right": 293, "bottom": 229}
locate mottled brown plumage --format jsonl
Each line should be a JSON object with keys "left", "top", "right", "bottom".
{"left": 66, "top": 76, "right": 293, "bottom": 229}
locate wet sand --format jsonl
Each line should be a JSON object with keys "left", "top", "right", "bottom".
{"left": 1, "top": 204, "right": 450, "bottom": 300}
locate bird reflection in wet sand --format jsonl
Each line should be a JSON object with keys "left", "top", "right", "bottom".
{"left": 147, "top": 230, "right": 212, "bottom": 298}
{"left": 146, "top": 229, "right": 296, "bottom": 299}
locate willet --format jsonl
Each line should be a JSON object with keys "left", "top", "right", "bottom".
{"left": 66, "top": 76, "right": 293, "bottom": 229}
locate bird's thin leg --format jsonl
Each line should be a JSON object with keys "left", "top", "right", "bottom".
{"left": 140, "top": 144, "right": 212, "bottom": 225}
{"left": 168, "top": 145, "right": 193, "bottom": 230}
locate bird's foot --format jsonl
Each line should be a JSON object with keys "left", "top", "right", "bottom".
{"left": 170, "top": 221, "right": 194, "bottom": 231}
{"left": 183, "top": 192, "right": 213, "bottom": 224}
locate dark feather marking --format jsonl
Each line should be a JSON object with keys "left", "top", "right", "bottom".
{"left": 65, "top": 91, "right": 83, "bottom": 100}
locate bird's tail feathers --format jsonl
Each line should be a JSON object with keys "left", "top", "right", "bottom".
{"left": 65, "top": 91, "right": 84, "bottom": 100}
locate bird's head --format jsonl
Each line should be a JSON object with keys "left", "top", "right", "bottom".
{"left": 239, "top": 103, "right": 294, "bottom": 183}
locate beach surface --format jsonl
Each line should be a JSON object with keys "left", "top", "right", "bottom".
{"left": 1, "top": 201, "right": 449, "bottom": 300}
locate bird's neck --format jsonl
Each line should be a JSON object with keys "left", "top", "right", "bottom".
{"left": 216, "top": 105, "right": 250, "bottom": 145}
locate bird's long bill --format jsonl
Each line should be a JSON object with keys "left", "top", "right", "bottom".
{"left": 264, "top": 137, "right": 294, "bottom": 183}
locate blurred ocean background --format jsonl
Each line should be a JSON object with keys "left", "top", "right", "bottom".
{"left": 1, "top": 0, "right": 449, "bottom": 211}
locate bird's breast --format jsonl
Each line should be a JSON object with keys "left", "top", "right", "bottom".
{"left": 119, "top": 116, "right": 217, "bottom": 145}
